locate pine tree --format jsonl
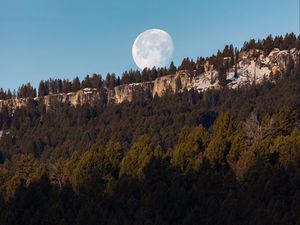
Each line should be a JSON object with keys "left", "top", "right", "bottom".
{"left": 271, "top": 106, "right": 296, "bottom": 136}
{"left": 57, "top": 79, "right": 63, "bottom": 93}
{"left": 119, "top": 135, "right": 157, "bottom": 178}
{"left": 141, "top": 68, "right": 150, "bottom": 82}
{"left": 149, "top": 67, "right": 158, "bottom": 81}
{"left": 82, "top": 75, "right": 92, "bottom": 88}
{"left": 217, "top": 63, "right": 227, "bottom": 87}
{"left": 72, "top": 76, "right": 81, "bottom": 92}
{"left": 62, "top": 79, "right": 71, "bottom": 93}
{"left": 106, "top": 73, "right": 116, "bottom": 90}
{"left": 204, "top": 112, "right": 232, "bottom": 168}
{"left": 38, "top": 81, "right": 47, "bottom": 97}
{"left": 50, "top": 79, "right": 58, "bottom": 94}
{"left": 172, "top": 125, "right": 209, "bottom": 171}
{"left": 168, "top": 61, "right": 177, "bottom": 74}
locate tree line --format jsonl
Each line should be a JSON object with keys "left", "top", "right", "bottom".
{"left": 0, "top": 44, "right": 299, "bottom": 224}
{"left": 242, "top": 32, "right": 300, "bottom": 54}
{"left": 1, "top": 33, "right": 298, "bottom": 101}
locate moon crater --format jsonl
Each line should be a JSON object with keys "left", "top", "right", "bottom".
{"left": 132, "top": 29, "right": 174, "bottom": 70}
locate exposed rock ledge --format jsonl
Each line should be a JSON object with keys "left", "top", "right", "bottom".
{"left": 0, "top": 88, "right": 101, "bottom": 112}
{"left": 0, "top": 48, "right": 299, "bottom": 112}
{"left": 0, "top": 71, "right": 194, "bottom": 111}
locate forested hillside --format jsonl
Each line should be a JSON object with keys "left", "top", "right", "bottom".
{"left": 0, "top": 33, "right": 300, "bottom": 225}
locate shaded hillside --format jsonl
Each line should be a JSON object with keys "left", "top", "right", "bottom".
{"left": 0, "top": 33, "right": 300, "bottom": 225}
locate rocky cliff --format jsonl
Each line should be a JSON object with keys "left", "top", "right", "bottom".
{"left": 108, "top": 82, "right": 153, "bottom": 104}
{"left": 0, "top": 48, "right": 299, "bottom": 112}
{"left": 0, "top": 88, "right": 101, "bottom": 112}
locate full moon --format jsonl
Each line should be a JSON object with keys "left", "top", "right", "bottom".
{"left": 132, "top": 29, "right": 174, "bottom": 70}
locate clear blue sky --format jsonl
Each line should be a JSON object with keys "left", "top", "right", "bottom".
{"left": 0, "top": 0, "right": 299, "bottom": 90}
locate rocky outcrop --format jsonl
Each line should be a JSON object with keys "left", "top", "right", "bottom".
{"left": 0, "top": 88, "right": 102, "bottom": 112}
{"left": 152, "top": 70, "right": 193, "bottom": 97}
{"left": 0, "top": 98, "right": 29, "bottom": 112}
{"left": 0, "top": 48, "right": 299, "bottom": 112}
{"left": 227, "top": 48, "right": 299, "bottom": 88}
{"left": 41, "top": 88, "right": 101, "bottom": 110}
{"left": 108, "top": 82, "right": 153, "bottom": 104}
{"left": 107, "top": 71, "right": 194, "bottom": 103}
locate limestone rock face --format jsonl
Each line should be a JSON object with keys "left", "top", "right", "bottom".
{"left": 204, "top": 61, "right": 213, "bottom": 72}
{"left": 41, "top": 88, "right": 101, "bottom": 110}
{"left": 0, "top": 88, "right": 101, "bottom": 112}
{"left": 152, "top": 74, "right": 176, "bottom": 97}
{"left": 108, "top": 82, "right": 153, "bottom": 104}
{"left": 152, "top": 70, "right": 192, "bottom": 97}
{"left": 227, "top": 48, "right": 300, "bottom": 88}
{"left": 0, "top": 98, "right": 29, "bottom": 112}
{"left": 0, "top": 48, "right": 299, "bottom": 112}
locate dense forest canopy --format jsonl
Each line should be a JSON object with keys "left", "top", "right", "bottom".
{"left": 0, "top": 33, "right": 300, "bottom": 224}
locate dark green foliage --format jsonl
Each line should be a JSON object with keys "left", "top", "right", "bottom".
{"left": 168, "top": 61, "right": 177, "bottom": 74}
{"left": 204, "top": 112, "right": 232, "bottom": 168}
{"left": 105, "top": 73, "right": 117, "bottom": 90}
{"left": 171, "top": 125, "right": 209, "bottom": 171}
{"left": 17, "top": 83, "right": 36, "bottom": 98}
{"left": 0, "top": 33, "right": 299, "bottom": 224}
{"left": 0, "top": 89, "right": 14, "bottom": 100}
{"left": 242, "top": 33, "right": 299, "bottom": 54}
{"left": 72, "top": 76, "right": 81, "bottom": 92}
